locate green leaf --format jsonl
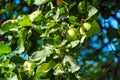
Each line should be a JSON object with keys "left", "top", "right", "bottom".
{"left": 70, "top": 40, "right": 80, "bottom": 48}
{"left": 16, "top": 37, "right": 25, "bottom": 54}
{"left": 29, "top": 11, "right": 44, "bottom": 23}
{"left": 2, "top": 59, "right": 10, "bottom": 67}
{"left": 36, "top": 60, "right": 55, "bottom": 77}
{"left": 68, "top": 16, "right": 77, "bottom": 23}
{"left": 0, "top": 20, "right": 18, "bottom": 33}
{"left": 54, "top": 35, "right": 62, "bottom": 44}
{"left": 30, "top": 48, "right": 53, "bottom": 61}
{"left": 78, "top": 1, "right": 90, "bottom": 14}
{"left": 53, "top": 63, "right": 64, "bottom": 75}
{"left": 34, "top": 0, "right": 49, "bottom": 6}
{"left": 10, "top": 56, "right": 26, "bottom": 65}
{"left": 59, "top": 7, "right": 67, "bottom": 14}
{"left": 18, "top": 15, "right": 32, "bottom": 26}
{"left": 90, "top": 20, "right": 101, "bottom": 35}
{"left": 88, "top": 5, "right": 98, "bottom": 18}
{"left": 1, "top": 60, "right": 16, "bottom": 73}
{"left": 55, "top": 40, "right": 67, "bottom": 49}
{"left": 0, "top": 78, "right": 6, "bottom": 80}
{"left": 48, "top": 28, "right": 60, "bottom": 35}
{"left": 80, "top": 35, "right": 87, "bottom": 44}
{"left": 24, "top": 0, "right": 34, "bottom": 6}
{"left": 63, "top": 55, "right": 80, "bottom": 73}
{"left": 5, "top": 3, "right": 14, "bottom": 10}
{"left": 16, "top": 28, "right": 26, "bottom": 54}
{"left": 4, "top": 72, "right": 18, "bottom": 80}
{"left": 47, "top": 21, "right": 56, "bottom": 30}
{"left": 0, "top": 9, "right": 6, "bottom": 14}
{"left": 0, "top": 42, "right": 11, "bottom": 55}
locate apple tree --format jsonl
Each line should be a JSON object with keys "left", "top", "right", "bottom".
{"left": 0, "top": 0, "right": 120, "bottom": 80}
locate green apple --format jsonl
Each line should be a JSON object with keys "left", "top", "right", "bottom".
{"left": 23, "top": 60, "right": 35, "bottom": 71}
{"left": 80, "top": 22, "right": 92, "bottom": 35}
{"left": 66, "top": 28, "right": 80, "bottom": 41}
{"left": 79, "top": 21, "right": 100, "bottom": 37}
{"left": 79, "top": 26, "right": 86, "bottom": 35}
{"left": 83, "top": 22, "right": 92, "bottom": 31}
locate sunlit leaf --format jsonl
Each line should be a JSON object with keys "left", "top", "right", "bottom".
{"left": 0, "top": 42, "right": 11, "bottom": 54}
{"left": 4, "top": 72, "right": 18, "bottom": 80}
{"left": 70, "top": 40, "right": 80, "bottom": 48}
{"left": 47, "top": 21, "right": 56, "bottom": 30}
{"left": 1, "top": 60, "right": 16, "bottom": 73}
{"left": 30, "top": 48, "right": 53, "bottom": 61}
{"left": 88, "top": 6, "right": 98, "bottom": 17}
{"left": 59, "top": 7, "right": 66, "bottom": 14}
{"left": 34, "top": 0, "right": 49, "bottom": 6}
{"left": 2, "top": 59, "right": 10, "bottom": 67}
{"left": 16, "top": 38, "right": 25, "bottom": 54}
{"left": 29, "top": 11, "right": 44, "bottom": 23}
{"left": 63, "top": 55, "right": 80, "bottom": 73}
{"left": 68, "top": 16, "right": 77, "bottom": 23}
{"left": 36, "top": 60, "right": 55, "bottom": 77}
{"left": 18, "top": 15, "right": 32, "bottom": 26}
{"left": 53, "top": 63, "right": 64, "bottom": 75}
{"left": 0, "top": 20, "right": 18, "bottom": 33}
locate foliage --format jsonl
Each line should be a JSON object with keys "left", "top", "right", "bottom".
{"left": 0, "top": 0, "right": 120, "bottom": 80}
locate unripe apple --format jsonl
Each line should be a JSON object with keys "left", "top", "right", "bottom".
{"left": 83, "top": 22, "right": 92, "bottom": 31}
{"left": 79, "top": 26, "right": 86, "bottom": 35}
{"left": 80, "top": 22, "right": 92, "bottom": 36}
{"left": 80, "top": 21, "right": 100, "bottom": 37}
{"left": 23, "top": 60, "right": 35, "bottom": 71}
{"left": 66, "top": 28, "right": 80, "bottom": 41}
